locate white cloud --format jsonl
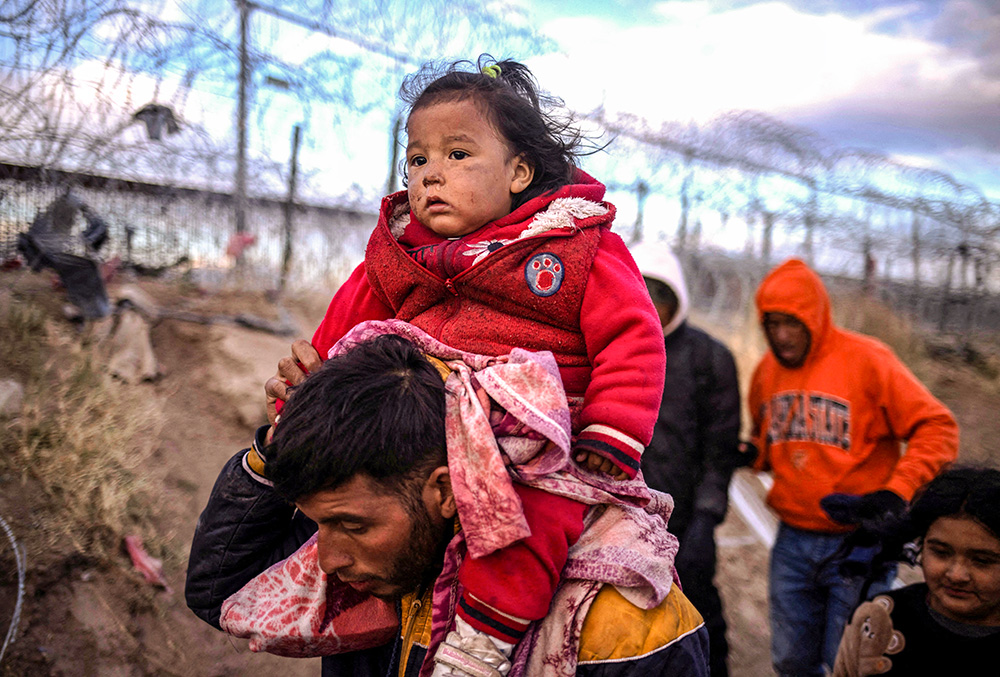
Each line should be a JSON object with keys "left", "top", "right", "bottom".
{"left": 530, "top": 1, "right": 996, "bottom": 126}
{"left": 887, "top": 152, "right": 938, "bottom": 169}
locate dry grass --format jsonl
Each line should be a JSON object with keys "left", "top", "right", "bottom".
{"left": 0, "top": 292, "right": 163, "bottom": 566}
{"left": 831, "top": 293, "right": 932, "bottom": 378}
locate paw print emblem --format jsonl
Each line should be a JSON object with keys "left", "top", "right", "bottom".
{"left": 525, "top": 252, "right": 564, "bottom": 297}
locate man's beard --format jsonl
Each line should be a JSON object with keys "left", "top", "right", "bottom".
{"left": 373, "top": 490, "right": 451, "bottom": 600}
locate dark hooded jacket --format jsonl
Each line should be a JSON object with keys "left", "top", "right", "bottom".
{"left": 629, "top": 245, "right": 743, "bottom": 533}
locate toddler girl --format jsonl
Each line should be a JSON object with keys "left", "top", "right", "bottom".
{"left": 276, "top": 55, "right": 665, "bottom": 675}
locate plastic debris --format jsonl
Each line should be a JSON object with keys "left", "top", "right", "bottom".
{"left": 123, "top": 535, "right": 171, "bottom": 592}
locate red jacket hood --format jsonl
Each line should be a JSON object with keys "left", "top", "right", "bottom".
{"left": 755, "top": 258, "right": 833, "bottom": 362}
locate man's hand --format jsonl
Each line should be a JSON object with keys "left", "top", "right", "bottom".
{"left": 265, "top": 339, "right": 323, "bottom": 431}
{"left": 737, "top": 440, "right": 760, "bottom": 467}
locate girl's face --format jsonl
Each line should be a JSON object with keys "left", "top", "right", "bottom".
{"left": 923, "top": 515, "right": 1000, "bottom": 626}
{"left": 406, "top": 99, "right": 533, "bottom": 238}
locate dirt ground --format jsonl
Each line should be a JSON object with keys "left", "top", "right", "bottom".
{"left": 0, "top": 272, "right": 324, "bottom": 677}
{"left": 1, "top": 270, "right": 997, "bottom": 676}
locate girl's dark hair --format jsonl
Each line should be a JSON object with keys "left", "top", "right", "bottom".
{"left": 400, "top": 54, "right": 589, "bottom": 210}
{"left": 267, "top": 334, "right": 447, "bottom": 503}
{"left": 907, "top": 466, "right": 1000, "bottom": 541}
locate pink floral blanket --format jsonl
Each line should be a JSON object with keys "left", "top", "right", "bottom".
{"left": 332, "top": 319, "right": 652, "bottom": 558}
{"left": 220, "top": 533, "right": 398, "bottom": 657}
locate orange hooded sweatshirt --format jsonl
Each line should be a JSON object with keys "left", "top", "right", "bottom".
{"left": 749, "top": 259, "right": 959, "bottom": 532}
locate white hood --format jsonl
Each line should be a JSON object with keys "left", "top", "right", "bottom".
{"left": 628, "top": 241, "right": 690, "bottom": 337}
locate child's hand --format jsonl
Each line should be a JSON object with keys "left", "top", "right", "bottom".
{"left": 574, "top": 449, "right": 628, "bottom": 480}
{"left": 265, "top": 339, "right": 322, "bottom": 434}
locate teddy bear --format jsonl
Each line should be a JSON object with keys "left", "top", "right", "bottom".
{"left": 832, "top": 595, "right": 905, "bottom": 677}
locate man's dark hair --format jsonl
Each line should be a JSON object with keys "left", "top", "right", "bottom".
{"left": 267, "top": 334, "right": 447, "bottom": 503}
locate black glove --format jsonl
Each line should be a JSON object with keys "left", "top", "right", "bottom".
{"left": 675, "top": 512, "right": 717, "bottom": 576}
{"left": 820, "top": 490, "right": 907, "bottom": 538}
{"left": 822, "top": 491, "right": 907, "bottom": 588}
{"left": 737, "top": 440, "right": 759, "bottom": 467}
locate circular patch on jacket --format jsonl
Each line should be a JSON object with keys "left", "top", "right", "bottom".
{"left": 525, "top": 252, "right": 564, "bottom": 297}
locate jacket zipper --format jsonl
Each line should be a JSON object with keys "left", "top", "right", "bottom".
{"left": 398, "top": 592, "right": 423, "bottom": 677}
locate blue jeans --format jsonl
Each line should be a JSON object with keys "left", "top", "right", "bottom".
{"left": 769, "top": 523, "right": 895, "bottom": 676}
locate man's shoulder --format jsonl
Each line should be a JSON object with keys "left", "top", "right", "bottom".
{"left": 676, "top": 322, "right": 707, "bottom": 345}
{"left": 831, "top": 327, "right": 897, "bottom": 360}
{"left": 825, "top": 328, "right": 912, "bottom": 382}
{"left": 752, "top": 328, "right": 899, "bottom": 382}
{"left": 577, "top": 583, "right": 709, "bottom": 674}
{"left": 671, "top": 323, "right": 734, "bottom": 363}
{"left": 687, "top": 324, "right": 737, "bottom": 360}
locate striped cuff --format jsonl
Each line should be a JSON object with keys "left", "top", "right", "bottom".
{"left": 456, "top": 593, "right": 530, "bottom": 645}
{"left": 574, "top": 424, "right": 644, "bottom": 479}
{"left": 241, "top": 425, "right": 273, "bottom": 486}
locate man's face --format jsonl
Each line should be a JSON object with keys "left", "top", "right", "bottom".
{"left": 643, "top": 276, "right": 679, "bottom": 331}
{"left": 923, "top": 516, "right": 1000, "bottom": 626}
{"left": 295, "top": 473, "right": 451, "bottom": 600}
{"left": 763, "top": 312, "right": 811, "bottom": 368}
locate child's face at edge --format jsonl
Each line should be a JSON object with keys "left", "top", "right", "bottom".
{"left": 406, "top": 99, "right": 533, "bottom": 239}
{"left": 922, "top": 515, "right": 1000, "bottom": 626}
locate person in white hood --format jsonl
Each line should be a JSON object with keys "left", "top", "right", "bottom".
{"left": 630, "top": 242, "right": 747, "bottom": 677}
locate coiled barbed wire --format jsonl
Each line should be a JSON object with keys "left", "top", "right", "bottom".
{"left": 0, "top": 514, "right": 26, "bottom": 665}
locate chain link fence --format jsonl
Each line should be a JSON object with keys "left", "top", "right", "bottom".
{"left": 676, "top": 247, "right": 1000, "bottom": 337}
{"left": 5, "top": 161, "right": 1000, "bottom": 335}
{"left": 0, "top": 163, "right": 374, "bottom": 293}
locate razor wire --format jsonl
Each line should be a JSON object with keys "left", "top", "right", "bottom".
{"left": 0, "top": 514, "right": 25, "bottom": 666}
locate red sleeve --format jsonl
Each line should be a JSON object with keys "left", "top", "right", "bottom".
{"left": 274, "top": 263, "right": 392, "bottom": 415}
{"left": 574, "top": 231, "right": 666, "bottom": 478}
{"left": 876, "top": 347, "right": 959, "bottom": 501}
{"left": 310, "top": 261, "right": 394, "bottom": 359}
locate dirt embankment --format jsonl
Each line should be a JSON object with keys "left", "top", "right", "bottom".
{"left": 1, "top": 272, "right": 998, "bottom": 677}
{"left": 0, "top": 273, "right": 326, "bottom": 677}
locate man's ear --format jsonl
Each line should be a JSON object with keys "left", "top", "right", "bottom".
{"left": 509, "top": 154, "right": 534, "bottom": 195}
{"left": 424, "top": 466, "right": 456, "bottom": 520}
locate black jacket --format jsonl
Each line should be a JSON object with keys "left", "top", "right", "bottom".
{"left": 640, "top": 321, "right": 742, "bottom": 536}
{"left": 184, "top": 430, "right": 394, "bottom": 676}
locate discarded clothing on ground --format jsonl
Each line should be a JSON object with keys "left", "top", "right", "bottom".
{"left": 16, "top": 191, "right": 111, "bottom": 318}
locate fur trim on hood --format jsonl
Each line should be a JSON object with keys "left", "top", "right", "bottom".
{"left": 628, "top": 241, "right": 689, "bottom": 336}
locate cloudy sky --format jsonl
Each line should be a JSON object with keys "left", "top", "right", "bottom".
{"left": 114, "top": 0, "right": 996, "bottom": 209}
{"left": 520, "top": 0, "right": 999, "bottom": 198}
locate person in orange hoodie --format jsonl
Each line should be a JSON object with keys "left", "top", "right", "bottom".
{"left": 748, "top": 258, "right": 959, "bottom": 677}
